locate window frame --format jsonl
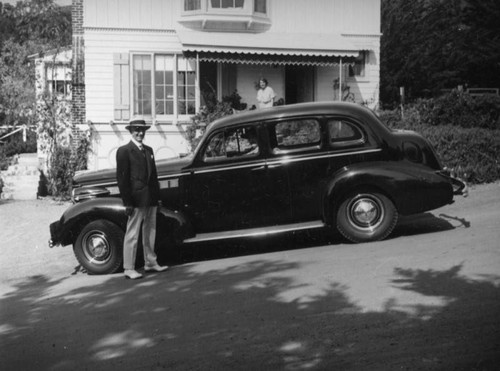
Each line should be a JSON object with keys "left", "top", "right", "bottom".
{"left": 48, "top": 79, "right": 71, "bottom": 99}
{"left": 182, "top": 0, "right": 267, "bottom": 16}
{"left": 201, "top": 125, "right": 260, "bottom": 163}
{"left": 270, "top": 118, "right": 323, "bottom": 155}
{"left": 131, "top": 52, "right": 198, "bottom": 123}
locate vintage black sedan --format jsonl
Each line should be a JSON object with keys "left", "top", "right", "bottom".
{"left": 49, "top": 102, "right": 466, "bottom": 274}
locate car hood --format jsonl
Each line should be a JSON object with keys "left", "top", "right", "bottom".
{"left": 73, "top": 155, "right": 193, "bottom": 187}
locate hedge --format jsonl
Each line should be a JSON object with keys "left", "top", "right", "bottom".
{"left": 380, "top": 109, "right": 500, "bottom": 184}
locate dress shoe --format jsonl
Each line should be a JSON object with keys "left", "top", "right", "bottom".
{"left": 144, "top": 264, "right": 169, "bottom": 272}
{"left": 124, "top": 269, "right": 143, "bottom": 279}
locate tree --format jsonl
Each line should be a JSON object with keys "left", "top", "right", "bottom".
{"left": 0, "top": 0, "right": 71, "bottom": 128}
{"left": 380, "top": 0, "right": 500, "bottom": 107}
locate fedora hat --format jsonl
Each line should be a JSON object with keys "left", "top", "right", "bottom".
{"left": 125, "top": 119, "right": 151, "bottom": 131}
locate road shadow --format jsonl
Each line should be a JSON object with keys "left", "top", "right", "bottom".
{"left": 172, "top": 211, "right": 470, "bottom": 265}
{"left": 1, "top": 262, "right": 499, "bottom": 370}
{"left": 391, "top": 211, "right": 470, "bottom": 238}
{"left": 175, "top": 228, "right": 338, "bottom": 265}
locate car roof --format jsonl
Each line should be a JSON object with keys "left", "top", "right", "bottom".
{"left": 207, "top": 101, "right": 376, "bottom": 133}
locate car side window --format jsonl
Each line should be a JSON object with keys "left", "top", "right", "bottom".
{"left": 272, "top": 119, "right": 321, "bottom": 154}
{"left": 327, "top": 119, "right": 365, "bottom": 147}
{"left": 203, "top": 126, "right": 259, "bottom": 162}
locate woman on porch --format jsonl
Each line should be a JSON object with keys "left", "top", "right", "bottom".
{"left": 256, "top": 78, "right": 276, "bottom": 108}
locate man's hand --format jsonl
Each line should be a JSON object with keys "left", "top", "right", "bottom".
{"left": 125, "top": 206, "right": 134, "bottom": 216}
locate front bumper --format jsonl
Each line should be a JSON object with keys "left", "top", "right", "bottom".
{"left": 49, "top": 220, "right": 61, "bottom": 248}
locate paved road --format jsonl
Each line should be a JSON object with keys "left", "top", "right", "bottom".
{"left": 1, "top": 183, "right": 499, "bottom": 370}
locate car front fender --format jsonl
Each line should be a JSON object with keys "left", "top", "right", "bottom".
{"left": 323, "top": 161, "right": 454, "bottom": 223}
{"left": 49, "top": 197, "right": 193, "bottom": 247}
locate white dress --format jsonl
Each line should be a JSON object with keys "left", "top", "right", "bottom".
{"left": 257, "top": 86, "right": 276, "bottom": 108}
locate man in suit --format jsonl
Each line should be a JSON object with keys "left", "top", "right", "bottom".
{"left": 116, "top": 119, "right": 168, "bottom": 279}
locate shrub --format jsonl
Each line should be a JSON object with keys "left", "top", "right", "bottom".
{"left": 0, "top": 128, "right": 37, "bottom": 171}
{"left": 409, "top": 90, "right": 500, "bottom": 129}
{"left": 47, "top": 145, "right": 73, "bottom": 198}
{"left": 0, "top": 148, "right": 10, "bottom": 170}
{"left": 187, "top": 91, "right": 246, "bottom": 151}
{"left": 46, "top": 134, "right": 91, "bottom": 199}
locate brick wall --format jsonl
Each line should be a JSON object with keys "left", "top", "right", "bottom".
{"left": 72, "top": 0, "right": 85, "bottom": 129}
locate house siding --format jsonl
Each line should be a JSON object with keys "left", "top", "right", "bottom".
{"left": 79, "top": 0, "right": 380, "bottom": 170}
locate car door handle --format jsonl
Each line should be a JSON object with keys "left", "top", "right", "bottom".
{"left": 251, "top": 165, "right": 267, "bottom": 171}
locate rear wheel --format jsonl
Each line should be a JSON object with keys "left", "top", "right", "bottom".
{"left": 74, "top": 219, "right": 124, "bottom": 274}
{"left": 336, "top": 191, "right": 398, "bottom": 243}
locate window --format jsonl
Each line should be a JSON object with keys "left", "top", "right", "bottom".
{"left": 133, "top": 54, "right": 197, "bottom": 119}
{"left": 48, "top": 80, "right": 71, "bottom": 98}
{"left": 177, "top": 58, "right": 197, "bottom": 115}
{"left": 273, "top": 119, "right": 321, "bottom": 153}
{"left": 211, "top": 0, "right": 244, "bottom": 9}
{"left": 203, "top": 126, "right": 259, "bottom": 161}
{"left": 349, "top": 51, "right": 366, "bottom": 78}
{"left": 133, "top": 55, "right": 152, "bottom": 115}
{"left": 181, "top": 0, "right": 269, "bottom": 30}
{"left": 185, "top": 0, "right": 201, "bottom": 10}
{"left": 254, "top": 0, "right": 266, "bottom": 13}
{"left": 328, "top": 119, "right": 365, "bottom": 147}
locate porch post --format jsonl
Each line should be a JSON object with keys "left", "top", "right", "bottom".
{"left": 339, "top": 57, "right": 343, "bottom": 101}
{"left": 196, "top": 53, "right": 200, "bottom": 113}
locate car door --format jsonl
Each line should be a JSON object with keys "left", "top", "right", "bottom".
{"left": 184, "top": 124, "right": 290, "bottom": 234}
{"left": 265, "top": 117, "right": 329, "bottom": 223}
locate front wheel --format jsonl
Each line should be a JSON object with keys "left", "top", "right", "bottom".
{"left": 74, "top": 219, "right": 124, "bottom": 274}
{"left": 336, "top": 191, "right": 398, "bottom": 243}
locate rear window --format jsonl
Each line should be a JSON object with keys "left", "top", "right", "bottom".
{"left": 327, "top": 119, "right": 365, "bottom": 147}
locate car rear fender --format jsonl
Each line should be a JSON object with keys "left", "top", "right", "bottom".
{"left": 323, "top": 161, "right": 454, "bottom": 224}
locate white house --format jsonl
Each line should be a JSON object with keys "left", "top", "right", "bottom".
{"left": 73, "top": 0, "right": 381, "bottom": 170}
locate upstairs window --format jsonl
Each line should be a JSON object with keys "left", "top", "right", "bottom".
{"left": 185, "top": 0, "right": 201, "bottom": 10}
{"left": 183, "top": 0, "right": 267, "bottom": 15}
{"left": 181, "top": 0, "right": 269, "bottom": 30}
{"left": 48, "top": 80, "right": 71, "bottom": 98}
{"left": 254, "top": 0, "right": 266, "bottom": 13}
{"left": 211, "top": 0, "right": 244, "bottom": 8}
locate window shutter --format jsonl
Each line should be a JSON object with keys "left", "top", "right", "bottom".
{"left": 113, "top": 53, "right": 130, "bottom": 121}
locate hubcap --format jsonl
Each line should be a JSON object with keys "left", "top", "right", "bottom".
{"left": 348, "top": 195, "right": 384, "bottom": 230}
{"left": 82, "top": 231, "right": 111, "bottom": 265}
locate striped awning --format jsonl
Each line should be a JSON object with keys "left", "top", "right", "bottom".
{"left": 178, "top": 30, "right": 359, "bottom": 66}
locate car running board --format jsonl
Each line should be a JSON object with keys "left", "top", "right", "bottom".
{"left": 183, "top": 220, "right": 325, "bottom": 243}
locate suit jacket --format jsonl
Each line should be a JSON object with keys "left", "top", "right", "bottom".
{"left": 116, "top": 141, "right": 160, "bottom": 207}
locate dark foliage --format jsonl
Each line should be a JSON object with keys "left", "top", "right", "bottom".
{"left": 381, "top": 0, "right": 500, "bottom": 107}
{"left": 0, "top": 129, "right": 37, "bottom": 170}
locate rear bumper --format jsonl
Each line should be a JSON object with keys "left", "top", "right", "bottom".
{"left": 438, "top": 170, "right": 468, "bottom": 197}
